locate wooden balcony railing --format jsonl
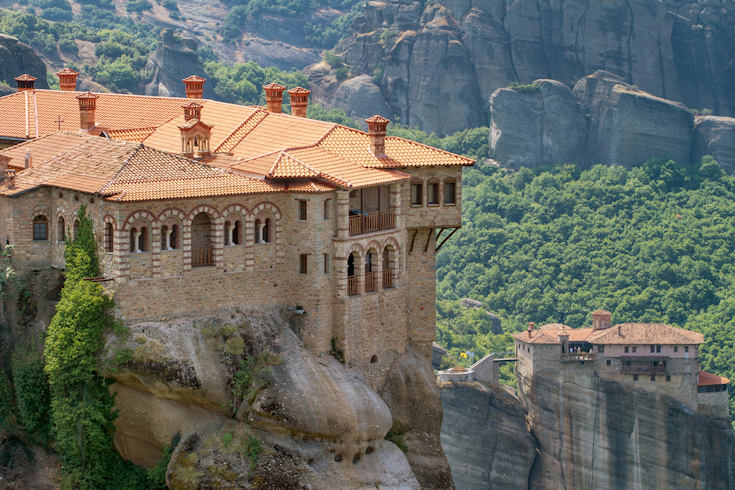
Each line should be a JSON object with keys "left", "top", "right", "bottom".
{"left": 364, "top": 272, "right": 376, "bottom": 292}
{"left": 621, "top": 362, "right": 666, "bottom": 375}
{"left": 561, "top": 352, "right": 595, "bottom": 361}
{"left": 192, "top": 246, "right": 213, "bottom": 267}
{"left": 349, "top": 209, "right": 396, "bottom": 236}
{"left": 382, "top": 270, "right": 393, "bottom": 289}
{"left": 347, "top": 276, "right": 358, "bottom": 296}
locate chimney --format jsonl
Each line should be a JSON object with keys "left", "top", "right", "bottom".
{"left": 528, "top": 321, "right": 535, "bottom": 338}
{"left": 182, "top": 101, "right": 203, "bottom": 121}
{"left": 263, "top": 83, "right": 286, "bottom": 113}
{"left": 617, "top": 325, "right": 622, "bottom": 336}
{"left": 182, "top": 75, "right": 205, "bottom": 99}
{"left": 56, "top": 68, "right": 79, "bottom": 91}
{"left": 592, "top": 310, "right": 612, "bottom": 330}
{"left": 5, "top": 169, "right": 15, "bottom": 188}
{"left": 14, "top": 74, "right": 37, "bottom": 92}
{"left": 24, "top": 150, "right": 31, "bottom": 169}
{"left": 287, "top": 86, "right": 310, "bottom": 117}
{"left": 76, "top": 92, "right": 99, "bottom": 130}
{"left": 365, "top": 114, "right": 390, "bottom": 157}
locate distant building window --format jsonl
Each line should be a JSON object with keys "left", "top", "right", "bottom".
{"left": 323, "top": 253, "right": 329, "bottom": 274}
{"left": 656, "top": 345, "right": 661, "bottom": 353}
{"left": 633, "top": 375, "right": 638, "bottom": 381}
{"left": 651, "top": 375, "right": 656, "bottom": 382}
{"left": 685, "top": 346, "right": 689, "bottom": 353}
{"left": 33, "top": 215, "right": 48, "bottom": 241}
{"left": 105, "top": 222, "right": 113, "bottom": 252}
{"left": 324, "top": 199, "right": 331, "bottom": 220}
{"left": 427, "top": 179, "right": 439, "bottom": 205}
{"left": 624, "top": 346, "right": 629, "bottom": 353}
{"left": 298, "top": 200, "right": 307, "bottom": 221}
{"left": 666, "top": 375, "right": 671, "bottom": 382}
{"left": 598, "top": 345, "right": 605, "bottom": 353}
{"left": 674, "top": 346, "right": 678, "bottom": 353}
{"left": 73, "top": 219, "right": 80, "bottom": 240}
{"left": 57, "top": 216, "right": 66, "bottom": 243}
{"left": 632, "top": 346, "right": 637, "bottom": 353}
{"left": 444, "top": 179, "right": 456, "bottom": 204}
{"left": 606, "top": 360, "right": 611, "bottom": 366}
{"left": 411, "top": 181, "right": 423, "bottom": 206}
{"left": 299, "top": 254, "right": 308, "bottom": 274}
{"left": 650, "top": 344, "right": 655, "bottom": 353}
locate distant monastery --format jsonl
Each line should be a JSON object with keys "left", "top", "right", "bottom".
{"left": 0, "top": 70, "right": 473, "bottom": 378}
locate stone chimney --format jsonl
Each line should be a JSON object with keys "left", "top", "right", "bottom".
{"left": 14, "top": 74, "right": 37, "bottom": 92}
{"left": 179, "top": 102, "right": 212, "bottom": 158}
{"left": 182, "top": 75, "right": 205, "bottom": 99}
{"left": 5, "top": 169, "right": 15, "bottom": 188}
{"left": 263, "top": 83, "right": 286, "bottom": 113}
{"left": 76, "top": 92, "right": 99, "bottom": 131}
{"left": 56, "top": 68, "right": 79, "bottom": 91}
{"left": 365, "top": 114, "right": 390, "bottom": 157}
{"left": 527, "top": 321, "right": 535, "bottom": 338}
{"left": 287, "top": 87, "right": 310, "bottom": 117}
{"left": 182, "top": 101, "right": 203, "bottom": 121}
{"left": 592, "top": 310, "right": 612, "bottom": 330}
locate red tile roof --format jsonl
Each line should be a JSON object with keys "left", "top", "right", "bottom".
{"left": 699, "top": 371, "right": 730, "bottom": 386}
{"left": 514, "top": 322, "right": 704, "bottom": 346}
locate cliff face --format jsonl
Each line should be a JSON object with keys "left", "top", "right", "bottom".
{"left": 104, "top": 309, "right": 449, "bottom": 488}
{"left": 0, "top": 34, "right": 48, "bottom": 92}
{"left": 311, "top": 0, "right": 735, "bottom": 135}
{"left": 144, "top": 30, "right": 213, "bottom": 99}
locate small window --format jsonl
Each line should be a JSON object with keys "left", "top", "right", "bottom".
{"left": 232, "top": 220, "right": 241, "bottom": 245}
{"left": 33, "top": 215, "right": 48, "bottom": 241}
{"left": 263, "top": 218, "right": 271, "bottom": 243}
{"left": 674, "top": 346, "right": 678, "bottom": 353}
{"left": 323, "top": 253, "right": 330, "bottom": 274}
{"left": 411, "top": 181, "right": 423, "bottom": 206}
{"left": 633, "top": 375, "right": 638, "bottom": 381}
{"left": 254, "top": 219, "right": 261, "bottom": 243}
{"left": 598, "top": 345, "right": 605, "bottom": 353}
{"left": 656, "top": 345, "right": 661, "bottom": 353}
{"left": 666, "top": 375, "right": 671, "bottom": 382}
{"left": 370, "top": 355, "right": 378, "bottom": 364}
{"left": 444, "top": 180, "right": 456, "bottom": 204}
{"left": 606, "top": 360, "right": 611, "bottom": 366}
{"left": 299, "top": 254, "right": 308, "bottom": 274}
{"left": 57, "top": 216, "right": 66, "bottom": 243}
{"left": 323, "top": 199, "right": 331, "bottom": 220}
{"left": 105, "top": 222, "right": 113, "bottom": 252}
{"left": 650, "top": 344, "right": 655, "bottom": 353}
{"left": 73, "top": 219, "right": 80, "bottom": 240}
{"left": 139, "top": 227, "right": 148, "bottom": 252}
{"left": 624, "top": 346, "right": 629, "bottom": 353}
{"left": 224, "top": 221, "right": 231, "bottom": 245}
{"left": 650, "top": 375, "right": 656, "bottom": 382}
{"left": 632, "top": 346, "right": 637, "bottom": 353}
{"left": 170, "top": 225, "right": 178, "bottom": 249}
{"left": 298, "top": 200, "right": 307, "bottom": 221}
{"left": 685, "top": 346, "right": 689, "bottom": 353}
{"left": 427, "top": 180, "right": 439, "bottom": 205}
{"left": 129, "top": 228, "right": 137, "bottom": 253}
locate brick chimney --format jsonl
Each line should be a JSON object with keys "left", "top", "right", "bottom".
{"left": 527, "top": 321, "right": 535, "bottom": 338}
{"left": 182, "top": 75, "right": 205, "bottom": 99}
{"left": 182, "top": 101, "right": 202, "bottom": 121}
{"left": 76, "top": 92, "right": 99, "bottom": 131}
{"left": 263, "top": 83, "right": 286, "bottom": 113}
{"left": 179, "top": 102, "right": 212, "bottom": 158}
{"left": 14, "top": 74, "right": 37, "bottom": 92}
{"left": 592, "top": 310, "right": 612, "bottom": 330}
{"left": 56, "top": 68, "right": 79, "bottom": 91}
{"left": 365, "top": 114, "right": 390, "bottom": 157}
{"left": 287, "top": 87, "right": 310, "bottom": 117}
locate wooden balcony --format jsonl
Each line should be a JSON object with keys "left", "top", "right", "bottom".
{"left": 382, "top": 270, "right": 393, "bottom": 288}
{"left": 347, "top": 276, "right": 359, "bottom": 296}
{"left": 349, "top": 209, "right": 396, "bottom": 236}
{"left": 192, "top": 246, "right": 213, "bottom": 267}
{"left": 561, "top": 352, "right": 595, "bottom": 361}
{"left": 364, "top": 272, "right": 376, "bottom": 292}
{"left": 621, "top": 361, "right": 666, "bottom": 375}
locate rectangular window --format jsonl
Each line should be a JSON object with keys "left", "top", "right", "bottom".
{"left": 33, "top": 222, "right": 48, "bottom": 241}
{"left": 298, "top": 200, "right": 307, "bottom": 221}
{"left": 624, "top": 346, "right": 629, "bottom": 353}
{"left": 656, "top": 345, "right": 661, "bottom": 353}
{"left": 299, "top": 254, "right": 308, "bottom": 274}
{"left": 666, "top": 375, "right": 671, "bottom": 382}
{"left": 323, "top": 253, "right": 329, "bottom": 274}
{"left": 651, "top": 375, "right": 656, "bottom": 382}
{"left": 606, "top": 360, "right": 611, "bottom": 366}
{"left": 427, "top": 181, "right": 439, "bottom": 205}
{"left": 632, "top": 346, "right": 637, "bottom": 353}
{"left": 444, "top": 181, "right": 456, "bottom": 204}
{"left": 411, "top": 182, "right": 423, "bottom": 206}
{"left": 323, "top": 199, "right": 330, "bottom": 220}
{"left": 598, "top": 345, "right": 605, "bottom": 353}
{"left": 685, "top": 346, "right": 689, "bottom": 353}
{"left": 633, "top": 375, "right": 638, "bottom": 381}
{"left": 674, "top": 346, "right": 678, "bottom": 353}
{"left": 650, "top": 344, "right": 655, "bottom": 353}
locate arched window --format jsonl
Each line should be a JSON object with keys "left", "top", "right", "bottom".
{"left": 170, "top": 224, "right": 178, "bottom": 249}
{"left": 382, "top": 248, "right": 392, "bottom": 288}
{"left": 254, "top": 219, "right": 261, "bottom": 243}
{"left": 224, "top": 221, "right": 231, "bottom": 246}
{"left": 104, "top": 222, "right": 113, "bottom": 252}
{"left": 263, "top": 218, "right": 271, "bottom": 243}
{"left": 129, "top": 228, "right": 137, "bottom": 253}
{"left": 232, "top": 220, "right": 241, "bottom": 245}
{"left": 365, "top": 250, "right": 376, "bottom": 292}
{"left": 191, "top": 212, "right": 213, "bottom": 266}
{"left": 57, "top": 216, "right": 65, "bottom": 243}
{"left": 347, "top": 252, "right": 357, "bottom": 296}
{"left": 73, "top": 219, "right": 80, "bottom": 240}
{"left": 33, "top": 215, "right": 48, "bottom": 241}
{"left": 161, "top": 225, "right": 169, "bottom": 250}
{"left": 138, "top": 227, "right": 148, "bottom": 252}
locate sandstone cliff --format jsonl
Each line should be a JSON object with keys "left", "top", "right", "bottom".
{"left": 0, "top": 34, "right": 48, "bottom": 92}
{"left": 309, "top": 0, "right": 735, "bottom": 135}
{"left": 144, "top": 30, "right": 213, "bottom": 99}
{"left": 104, "top": 309, "right": 450, "bottom": 488}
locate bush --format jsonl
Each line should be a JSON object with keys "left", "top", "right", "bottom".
{"left": 334, "top": 66, "right": 349, "bottom": 81}
{"left": 507, "top": 81, "right": 540, "bottom": 93}
{"left": 40, "top": 7, "right": 72, "bottom": 21}
{"left": 11, "top": 350, "right": 51, "bottom": 443}
{"left": 125, "top": 0, "right": 152, "bottom": 12}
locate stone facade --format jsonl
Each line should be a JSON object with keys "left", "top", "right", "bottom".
{"left": 2, "top": 166, "right": 464, "bottom": 386}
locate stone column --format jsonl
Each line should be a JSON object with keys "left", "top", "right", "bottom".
{"left": 337, "top": 190, "right": 349, "bottom": 239}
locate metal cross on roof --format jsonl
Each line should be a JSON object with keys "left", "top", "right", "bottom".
{"left": 55, "top": 115, "right": 63, "bottom": 130}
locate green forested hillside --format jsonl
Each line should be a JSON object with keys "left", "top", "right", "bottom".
{"left": 436, "top": 157, "right": 735, "bottom": 415}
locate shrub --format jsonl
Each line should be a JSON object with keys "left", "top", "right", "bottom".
{"left": 11, "top": 350, "right": 51, "bottom": 443}
{"left": 334, "top": 66, "right": 349, "bottom": 81}
{"left": 507, "top": 81, "right": 540, "bottom": 93}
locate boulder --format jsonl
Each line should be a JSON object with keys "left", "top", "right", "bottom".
{"left": 439, "top": 381, "right": 536, "bottom": 489}
{"left": 692, "top": 116, "right": 735, "bottom": 173}
{"left": 0, "top": 34, "right": 48, "bottom": 91}
{"left": 489, "top": 79, "right": 587, "bottom": 168}
{"left": 432, "top": 342, "right": 447, "bottom": 370}
{"left": 333, "top": 75, "right": 393, "bottom": 123}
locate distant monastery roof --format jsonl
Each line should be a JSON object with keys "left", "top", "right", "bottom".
{"left": 515, "top": 322, "right": 704, "bottom": 345}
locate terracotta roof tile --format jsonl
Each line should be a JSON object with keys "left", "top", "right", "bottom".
{"left": 14, "top": 74, "right": 36, "bottom": 82}
{"left": 512, "top": 329, "right": 563, "bottom": 344}
{"left": 0, "top": 132, "right": 89, "bottom": 169}
{"left": 699, "top": 371, "right": 730, "bottom": 386}
{"left": 586, "top": 324, "right": 704, "bottom": 345}
{"left": 55, "top": 68, "right": 79, "bottom": 76}
{"left": 106, "top": 127, "right": 157, "bottom": 142}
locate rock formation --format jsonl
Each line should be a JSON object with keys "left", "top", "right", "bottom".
{"left": 309, "top": 0, "right": 735, "bottom": 135}
{"left": 104, "top": 308, "right": 449, "bottom": 488}
{"left": 0, "top": 34, "right": 48, "bottom": 91}
{"left": 440, "top": 381, "right": 536, "bottom": 489}
{"left": 144, "top": 30, "right": 213, "bottom": 99}
{"left": 490, "top": 70, "right": 735, "bottom": 171}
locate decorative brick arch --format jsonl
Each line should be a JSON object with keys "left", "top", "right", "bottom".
{"left": 221, "top": 203, "right": 250, "bottom": 218}
{"left": 382, "top": 236, "right": 400, "bottom": 253}
{"left": 187, "top": 204, "right": 220, "bottom": 221}
{"left": 103, "top": 214, "right": 118, "bottom": 230}
{"left": 123, "top": 209, "right": 158, "bottom": 230}
{"left": 252, "top": 202, "right": 282, "bottom": 263}
{"left": 158, "top": 207, "right": 186, "bottom": 224}
{"left": 347, "top": 242, "right": 365, "bottom": 258}
{"left": 29, "top": 204, "right": 51, "bottom": 221}
{"left": 366, "top": 240, "right": 383, "bottom": 254}
{"left": 252, "top": 201, "right": 281, "bottom": 220}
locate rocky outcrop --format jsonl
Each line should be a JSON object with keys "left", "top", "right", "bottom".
{"left": 439, "top": 381, "right": 536, "bottom": 490}
{"left": 488, "top": 71, "right": 735, "bottom": 170}
{"left": 144, "top": 30, "right": 212, "bottom": 99}
{"left": 104, "top": 309, "right": 445, "bottom": 488}
{"left": 692, "top": 116, "right": 735, "bottom": 174}
{"left": 0, "top": 34, "right": 48, "bottom": 91}
{"left": 517, "top": 367, "right": 735, "bottom": 488}
{"left": 313, "top": 0, "right": 735, "bottom": 135}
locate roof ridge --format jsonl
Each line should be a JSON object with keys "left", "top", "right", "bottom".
{"left": 384, "top": 135, "right": 476, "bottom": 163}
{"left": 214, "top": 108, "right": 268, "bottom": 153}
{"left": 268, "top": 151, "right": 322, "bottom": 179}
